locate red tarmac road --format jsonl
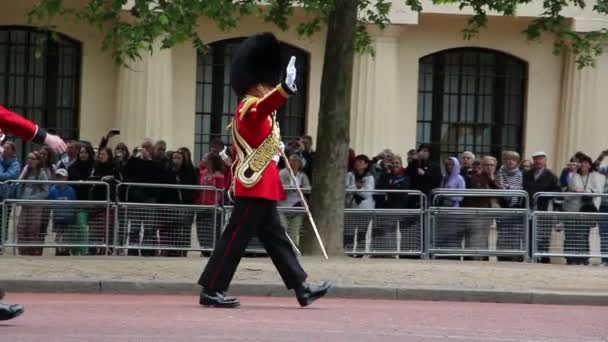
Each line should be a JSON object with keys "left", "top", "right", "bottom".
{"left": 1, "top": 293, "right": 608, "bottom": 341}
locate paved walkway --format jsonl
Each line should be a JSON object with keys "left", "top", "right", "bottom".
{"left": 1, "top": 255, "right": 607, "bottom": 293}
{"left": 4, "top": 293, "right": 608, "bottom": 341}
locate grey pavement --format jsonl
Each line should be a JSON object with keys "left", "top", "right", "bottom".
{"left": 1, "top": 255, "right": 608, "bottom": 305}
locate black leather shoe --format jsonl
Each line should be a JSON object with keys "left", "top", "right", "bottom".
{"left": 295, "top": 281, "right": 331, "bottom": 307}
{"left": 199, "top": 289, "right": 240, "bottom": 308}
{"left": 0, "top": 303, "right": 24, "bottom": 321}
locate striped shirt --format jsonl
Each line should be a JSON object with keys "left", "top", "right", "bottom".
{"left": 496, "top": 166, "right": 523, "bottom": 207}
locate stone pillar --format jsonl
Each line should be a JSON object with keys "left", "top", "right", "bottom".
{"left": 555, "top": 48, "right": 608, "bottom": 168}
{"left": 115, "top": 44, "right": 174, "bottom": 149}
{"left": 350, "top": 25, "right": 403, "bottom": 157}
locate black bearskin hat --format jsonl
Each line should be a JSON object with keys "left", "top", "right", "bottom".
{"left": 230, "top": 32, "right": 283, "bottom": 98}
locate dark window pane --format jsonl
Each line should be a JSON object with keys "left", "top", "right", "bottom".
{"left": 416, "top": 48, "right": 526, "bottom": 163}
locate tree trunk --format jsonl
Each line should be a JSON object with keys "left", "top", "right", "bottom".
{"left": 301, "top": 0, "right": 357, "bottom": 256}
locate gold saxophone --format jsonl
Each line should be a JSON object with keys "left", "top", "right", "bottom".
{"left": 231, "top": 112, "right": 281, "bottom": 189}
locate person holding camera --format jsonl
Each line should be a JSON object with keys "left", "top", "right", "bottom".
{"left": 346, "top": 155, "right": 376, "bottom": 209}
{"left": 563, "top": 153, "right": 604, "bottom": 265}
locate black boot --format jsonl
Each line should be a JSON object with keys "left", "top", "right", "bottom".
{"left": 0, "top": 303, "right": 24, "bottom": 321}
{"left": 295, "top": 281, "right": 331, "bottom": 307}
{"left": 199, "top": 289, "right": 240, "bottom": 308}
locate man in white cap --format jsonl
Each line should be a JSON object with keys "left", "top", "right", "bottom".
{"left": 523, "top": 151, "right": 561, "bottom": 211}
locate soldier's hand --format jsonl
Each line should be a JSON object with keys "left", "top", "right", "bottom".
{"left": 44, "top": 133, "right": 66, "bottom": 153}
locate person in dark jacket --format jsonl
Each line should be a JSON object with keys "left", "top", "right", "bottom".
{"left": 68, "top": 144, "right": 95, "bottom": 202}
{"left": 406, "top": 144, "right": 442, "bottom": 201}
{"left": 122, "top": 140, "right": 170, "bottom": 256}
{"left": 161, "top": 150, "right": 198, "bottom": 256}
{"left": 523, "top": 151, "right": 561, "bottom": 211}
{"left": 87, "top": 147, "right": 117, "bottom": 255}
{"left": 375, "top": 155, "right": 410, "bottom": 209}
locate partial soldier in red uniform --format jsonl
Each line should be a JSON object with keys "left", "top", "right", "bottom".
{"left": 198, "top": 33, "right": 330, "bottom": 308}
{"left": 0, "top": 105, "right": 66, "bottom": 321}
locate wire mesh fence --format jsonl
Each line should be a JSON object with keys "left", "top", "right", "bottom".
{"left": 427, "top": 189, "right": 530, "bottom": 259}
{"left": 532, "top": 192, "right": 608, "bottom": 264}
{"left": 114, "top": 183, "right": 223, "bottom": 256}
{"left": 1, "top": 199, "right": 111, "bottom": 256}
{"left": 343, "top": 190, "right": 426, "bottom": 257}
{"left": 3, "top": 181, "right": 608, "bottom": 263}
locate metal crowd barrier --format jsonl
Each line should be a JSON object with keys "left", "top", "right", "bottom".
{"left": 344, "top": 189, "right": 426, "bottom": 257}
{"left": 427, "top": 189, "right": 530, "bottom": 260}
{"left": 532, "top": 192, "right": 608, "bottom": 264}
{"left": 114, "top": 182, "right": 223, "bottom": 256}
{"left": 3, "top": 179, "right": 608, "bottom": 264}
{"left": 221, "top": 187, "right": 310, "bottom": 255}
{"left": 1, "top": 180, "right": 111, "bottom": 256}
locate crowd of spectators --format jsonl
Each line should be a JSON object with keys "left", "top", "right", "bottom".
{"left": 1, "top": 129, "right": 606, "bottom": 264}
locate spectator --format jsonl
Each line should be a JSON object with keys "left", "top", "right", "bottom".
{"left": 198, "top": 140, "right": 233, "bottom": 194}
{"left": 436, "top": 157, "right": 466, "bottom": 252}
{"left": 407, "top": 144, "right": 442, "bottom": 199}
{"left": 496, "top": 151, "right": 524, "bottom": 260}
{"left": 0, "top": 141, "right": 21, "bottom": 186}
{"left": 563, "top": 153, "right": 604, "bottom": 265}
{"left": 301, "top": 135, "right": 315, "bottom": 181}
{"left": 468, "top": 156, "right": 500, "bottom": 206}
{"left": 460, "top": 151, "right": 475, "bottom": 187}
{"left": 87, "top": 147, "right": 117, "bottom": 255}
{"left": 559, "top": 152, "right": 586, "bottom": 190}
{"left": 465, "top": 156, "right": 500, "bottom": 254}
{"left": 372, "top": 149, "right": 394, "bottom": 184}
{"left": 97, "top": 129, "right": 120, "bottom": 151}
{"left": 346, "top": 155, "right": 375, "bottom": 209}
{"left": 560, "top": 157, "right": 580, "bottom": 191}
{"left": 90, "top": 147, "right": 116, "bottom": 199}
{"left": 195, "top": 154, "right": 225, "bottom": 253}
{"left": 375, "top": 155, "right": 410, "bottom": 209}
{"left": 406, "top": 149, "right": 417, "bottom": 167}
{"left": 68, "top": 144, "right": 95, "bottom": 200}
{"left": 153, "top": 140, "right": 170, "bottom": 171}
{"left": 39, "top": 146, "right": 57, "bottom": 180}
{"left": 496, "top": 151, "right": 524, "bottom": 207}
{"left": 162, "top": 149, "right": 198, "bottom": 256}
{"left": 520, "top": 159, "right": 532, "bottom": 173}
{"left": 16, "top": 151, "right": 49, "bottom": 256}
{"left": 593, "top": 149, "right": 608, "bottom": 265}
{"left": 523, "top": 151, "right": 561, "bottom": 211}
{"left": 279, "top": 154, "right": 311, "bottom": 247}
{"left": 48, "top": 169, "right": 77, "bottom": 256}
{"left": 56, "top": 141, "right": 79, "bottom": 170}
{"left": 438, "top": 157, "right": 465, "bottom": 207}
{"left": 123, "top": 140, "right": 168, "bottom": 256}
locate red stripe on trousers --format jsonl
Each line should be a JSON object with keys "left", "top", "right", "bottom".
{"left": 209, "top": 205, "right": 250, "bottom": 290}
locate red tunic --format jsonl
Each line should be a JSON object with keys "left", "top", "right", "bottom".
{"left": 0, "top": 106, "right": 44, "bottom": 142}
{"left": 233, "top": 86, "right": 291, "bottom": 202}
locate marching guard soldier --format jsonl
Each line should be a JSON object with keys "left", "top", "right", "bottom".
{"left": 197, "top": 32, "right": 331, "bottom": 308}
{"left": 0, "top": 105, "right": 67, "bottom": 321}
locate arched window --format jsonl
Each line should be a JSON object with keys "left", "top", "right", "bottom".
{"left": 0, "top": 26, "right": 81, "bottom": 158}
{"left": 416, "top": 48, "right": 527, "bottom": 163}
{"left": 194, "top": 38, "right": 308, "bottom": 162}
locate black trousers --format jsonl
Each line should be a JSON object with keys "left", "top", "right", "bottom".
{"left": 198, "top": 197, "right": 308, "bottom": 292}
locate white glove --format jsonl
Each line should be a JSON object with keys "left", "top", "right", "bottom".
{"left": 44, "top": 133, "right": 67, "bottom": 153}
{"left": 285, "top": 56, "right": 297, "bottom": 92}
{"left": 272, "top": 142, "right": 285, "bottom": 164}
{"left": 219, "top": 147, "right": 229, "bottom": 161}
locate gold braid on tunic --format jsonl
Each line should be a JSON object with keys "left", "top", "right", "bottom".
{"left": 229, "top": 96, "right": 281, "bottom": 190}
